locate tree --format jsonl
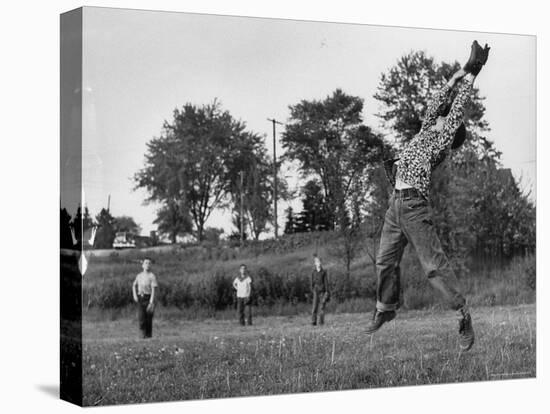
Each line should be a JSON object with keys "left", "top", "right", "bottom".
{"left": 227, "top": 142, "right": 287, "bottom": 241}
{"left": 153, "top": 201, "right": 193, "bottom": 244}
{"left": 230, "top": 210, "right": 249, "bottom": 243}
{"left": 114, "top": 216, "right": 141, "bottom": 234}
{"left": 300, "top": 179, "right": 332, "bottom": 232}
{"left": 282, "top": 89, "right": 386, "bottom": 229}
{"left": 203, "top": 227, "right": 224, "bottom": 244}
{"left": 374, "top": 50, "right": 535, "bottom": 270}
{"left": 283, "top": 207, "right": 296, "bottom": 235}
{"left": 361, "top": 165, "right": 393, "bottom": 274}
{"left": 135, "top": 100, "right": 260, "bottom": 242}
{"left": 94, "top": 208, "right": 116, "bottom": 249}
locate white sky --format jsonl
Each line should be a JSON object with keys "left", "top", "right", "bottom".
{"left": 79, "top": 7, "right": 536, "bottom": 236}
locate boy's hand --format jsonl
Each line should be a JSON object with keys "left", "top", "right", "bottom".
{"left": 452, "top": 68, "right": 467, "bottom": 81}
{"left": 133, "top": 295, "right": 138, "bottom": 303}
{"left": 146, "top": 302, "right": 155, "bottom": 314}
{"left": 447, "top": 68, "right": 467, "bottom": 88}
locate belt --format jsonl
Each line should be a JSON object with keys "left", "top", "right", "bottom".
{"left": 393, "top": 187, "right": 424, "bottom": 199}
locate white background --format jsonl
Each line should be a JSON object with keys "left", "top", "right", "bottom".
{"left": 0, "top": 0, "right": 546, "bottom": 412}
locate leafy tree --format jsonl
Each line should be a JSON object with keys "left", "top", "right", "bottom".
{"left": 153, "top": 201, "right": 193, "bottom": 244}
{"left": 228, "top": 145, "right": 288, "bottom": 241}
{"left": 374, "top": 50, "right": 535, "bottom": 270}
{"left": 135, "top": 100, "right": 260, "bottom": 241}
{"left": 360, "top": 165, "right": 393, "bottom": 273}
{"left": 243, "top": 159, "right": 272, "bottom": 240}
{"left": 94, "top": 208, "right": 116, "bottom": 249}
{"left": 434, "top": 149, "right": 535, "bottom": 267}
{"left": 230, "top": 210, "right": 249, "bottom": 243}
{"left": 203, "top": 227, "right": 224, "bottom": 244}
{"left": 114, "top": 215, "right": 141, "bottom": 234}
{"left": 300, "top": 179, "right": 332, "bottom": 232}
{"left": 282, "top": 89, "right": 386, "bottom": 228}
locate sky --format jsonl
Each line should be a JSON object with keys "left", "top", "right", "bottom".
{"left": 76, "top": 7, "right": 536, "bottom": 236}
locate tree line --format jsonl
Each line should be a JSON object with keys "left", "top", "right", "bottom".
{"left": 64, "top": 50, "right": 535, "bottom": 271}
{"left": 134, "top": 51, "right": 535, "bottom": 269}
{"left": 60, "top": 205, "right": 142, "bottom": 249}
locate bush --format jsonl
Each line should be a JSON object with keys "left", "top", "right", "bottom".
{"left": 194, "top": 270, "right": 234, "bottom": 310}
{"left": 158, "top": 279, "right": 193, "bottom": 309}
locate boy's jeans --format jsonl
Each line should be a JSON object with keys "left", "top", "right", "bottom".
{"left": 137, "top": 294, "right": 153, "bottom": 338}
{"left": 236, "top": 297, "right": 252, "bottom": 325}
{"left": 311, "top": 290, "right": 328, "bottom": 325}
{"left": 376, "top": 191, "right": 466, "bottom": 312}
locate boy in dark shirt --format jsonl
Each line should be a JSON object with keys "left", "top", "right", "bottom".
{"left": 310, "top": 256, "right": 330, "bottom": 326}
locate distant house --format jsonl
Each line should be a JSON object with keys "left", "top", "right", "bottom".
{"left": 112, "top": 231, "right": 158, "bottom": 249}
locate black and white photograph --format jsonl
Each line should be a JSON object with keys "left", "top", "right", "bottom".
{"left": 57, "top": 6, "right": 538, "bottom": 407}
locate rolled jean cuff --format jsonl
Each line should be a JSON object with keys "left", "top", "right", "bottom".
{"left": 376, "top": 301, "right": 398, "bottom": 312}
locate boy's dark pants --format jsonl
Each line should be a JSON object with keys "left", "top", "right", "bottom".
{"left": 376, "top": 192, "right": 466, "bottom": 312}
{"left": 236, "top": 297, "right": 252, "bottom": 325}
{"left": 137, "top": 294, "right": 153, "bottom": 338}
{"left": 311, "top": 291, "right": 328, "bottom": 325}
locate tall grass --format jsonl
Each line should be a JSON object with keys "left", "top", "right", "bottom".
{"left": 83, "top": 232, "right": 535, "bottom": 318}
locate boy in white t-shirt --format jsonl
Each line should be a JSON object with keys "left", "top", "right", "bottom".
{"left": 132, "top": 257, "right": 158, "bottom": 338}
{"left": 233, "top": 264, "right": 253, "bottom": 326}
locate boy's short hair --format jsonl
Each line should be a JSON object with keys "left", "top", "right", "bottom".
{"left": 240, "top": 263, "right": 246, "bottom": 268}
{"left": 143, "top": 257, "right": 153, "bottom": 263}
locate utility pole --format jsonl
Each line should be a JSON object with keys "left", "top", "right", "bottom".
{"left": 240, "top": 170, "right": 244, "bottom": 246}
{"left": 107, "top": 194, "right": 111, "bottom": 213}
{"left": 267, "top": 118, "right": 283, "bottom": 239}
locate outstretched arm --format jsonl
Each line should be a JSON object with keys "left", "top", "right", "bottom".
{"left": 436, "top": 73, "right": 476, "bottom": 151}
{"left": 420, "top": 68, "right": 468, "bottom": 134}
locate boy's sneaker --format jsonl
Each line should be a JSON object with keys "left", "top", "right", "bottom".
{"left": 365, "top": 310, "right": 396, "bottom": 334}
{"left": 457, "top": 307, "right": 475, "bottom": 351}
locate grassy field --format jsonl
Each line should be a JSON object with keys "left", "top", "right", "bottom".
{"left": 82, "top": 303, "right": 535, "bottom": 406}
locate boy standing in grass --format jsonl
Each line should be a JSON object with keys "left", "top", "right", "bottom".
{"left": 132, "top": 257, "right": 158, "bottom": 338}
{"left": 233, "top": 264, "right": 253, "bottom": 326}
{"left": 311, "top": 256, "right": 330, "bottom": 326}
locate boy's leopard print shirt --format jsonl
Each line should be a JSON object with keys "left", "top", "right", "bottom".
{"left": 395, "top": 78, "right": 473, "bottom": 198}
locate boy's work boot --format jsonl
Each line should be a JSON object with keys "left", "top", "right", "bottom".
{"left": 457, "top": 306, "right": 475, "bottom": 351}
{"left": 365, "top": 309, "right": 396, "bottom": 334}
